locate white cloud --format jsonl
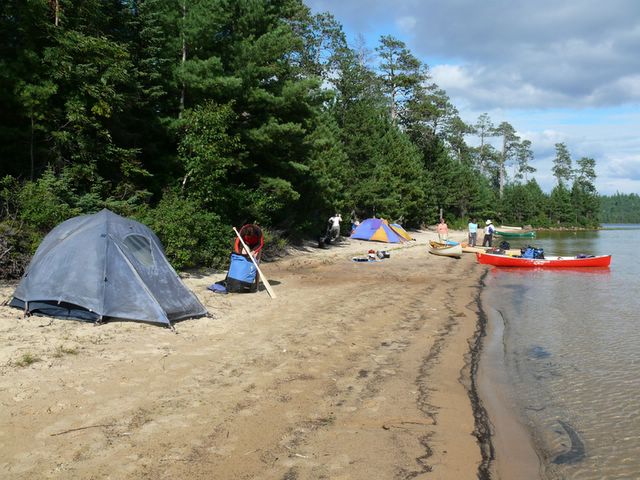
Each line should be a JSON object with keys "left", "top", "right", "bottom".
{"left": 430, "top": 64, "right": 473, "bottom": 90}
{"left": 599, "top": 178, "right": 640, "bottom": 195}
{"left": 605, "top": 155, "right": 640, "bottom": 180}
{"left": 395, "top": 15, "right": 417, "bottom": 34}
{"left": 306, "top": 0, "right": 640, "bottom": 193}
{"left": 309, "top": 0, "right": 640, "bottom": 109}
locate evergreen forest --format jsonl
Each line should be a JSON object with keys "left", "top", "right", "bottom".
{"left": 600, "top": 194, "right": 640, "bottom": 223}
{"left": 0, "top": 0, "right": 604, "bottom": 277}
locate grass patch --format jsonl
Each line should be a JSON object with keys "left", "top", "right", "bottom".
{"left": 53, "top": 345, "right": 79, "bottom": 358}
{"left": 14, "top": 352, "right": 41, "bottom": 367}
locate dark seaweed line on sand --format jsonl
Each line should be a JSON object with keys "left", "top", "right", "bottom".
{"left": 401, "top": 283, "right": 474, "bottom": 479}
{"left": 467, "top": 269, "right": 494, "bottom": 480}
{"left": 400, "top": 302, "right": 457, "bottom": 478}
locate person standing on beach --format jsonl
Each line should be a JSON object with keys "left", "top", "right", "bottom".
{"left": 482, "top": 219, "right": 495, "bottom": 247}
{"left": 468, "top": 218, "right": 478, "bottom": 246}
{"left": 327, "top": 213, "right": 342, "bottom": 240}
{"left": 436, "top": 218, "right": 449, "bottom": 242}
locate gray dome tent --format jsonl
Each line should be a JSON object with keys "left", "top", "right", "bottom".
{"left": 10, "top": 209, "right": 207, "bottom": 327}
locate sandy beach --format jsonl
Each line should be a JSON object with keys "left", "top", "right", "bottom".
{"left": 0, "top": 229, "right": 489, "bottom": 479}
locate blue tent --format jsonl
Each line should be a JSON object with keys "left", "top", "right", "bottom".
{"left": 10, "top": 209, "right": 207, "bottom": 326}
{"left": 351, "top": 218, "right": 408, "bottom": 243}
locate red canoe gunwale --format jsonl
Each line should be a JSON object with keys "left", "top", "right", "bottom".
{"left": 476, "top": 252, "right": 611, "bottom": 268}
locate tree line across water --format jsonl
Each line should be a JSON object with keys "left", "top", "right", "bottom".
{"left": 0, "top": 1, "right": 605, "bottom": 277}
{"left": 599, "top": 194, "right": 640, "bottom": 224}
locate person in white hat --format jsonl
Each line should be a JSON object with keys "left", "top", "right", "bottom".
{"left": 482, "top": 219, "right": 495, "bottom": 247}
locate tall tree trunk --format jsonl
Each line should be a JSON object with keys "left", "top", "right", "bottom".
{"left": 30, "top": 115, "right": 34, "bottom": 180}
{"left": 389, "top": 61, "right": 397, "bottom": 123}
{"left": 479, "top": 136, "right": 485, "bottom": 173}
{"left": 390, "top": 87, "right": 397, "bottom": 123}
{"left": 49, "top": 0, "right": 60, "bottom": 26}
{"left": 499, "top": 135, "right": 506, "bottom": 198}
{"left": 179, "top": 2, "right": 187, "bottom": 118}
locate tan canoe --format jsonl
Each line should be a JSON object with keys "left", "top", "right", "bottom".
{"left": 429, "top": 240, "right": 463, "bottom": 258}
{"left": 461, "top": 242, "right": 520, "bottom": 256}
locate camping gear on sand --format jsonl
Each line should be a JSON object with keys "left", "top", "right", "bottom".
{"left": 352, "top": 256, "right": 379, "bottom": 262}
{"left": 9, "top": 209, "right": 207, "bottom": 327}
{"left": 351, "top": 218, "right": 412, "bottom": 243}
{"left": 207, "top": 283, "right": 228, "bottom": 294}
{"left": 352, "top": 249, "right": 390, "bottom": 263}
{"left": 232, "top": 226, "right": 276, "bottom": 299}
{"left": 220, "top": 224, "right": 265, "bottom": 294}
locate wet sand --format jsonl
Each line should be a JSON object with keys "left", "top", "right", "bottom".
{"left": 477, "top": 303, "right": 542, "bottom": 479}
{"left": 1, "top": 230, "right": 489, "bottom": 479}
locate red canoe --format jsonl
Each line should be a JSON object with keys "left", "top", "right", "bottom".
{"left": 476, "top": 252, "right": 611, "bottom": 268}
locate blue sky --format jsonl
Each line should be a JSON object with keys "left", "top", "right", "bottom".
{"left": 306, "top": 0, "right": 640, "bottom": 195}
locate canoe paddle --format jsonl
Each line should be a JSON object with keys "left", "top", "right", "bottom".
{"left": 233, "top": 227, "right": 277, "bottom": 299}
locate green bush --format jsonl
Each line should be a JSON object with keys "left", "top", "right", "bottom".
{"left": 260, "top": 228, "right": 288, "bottom": 260}
{"left": 1, "top": 176, "right": 43, "bottom": 278}
{"left": 137, "top": 192, "right": 230, "bottom": 270}
{"left": 247, "top": 177, "right": 300, "bottom": 227}
{"left": 0, "top": 220, "right": 37, "bottom": 279}
{"left": 17, "top": 168, "right": 81, "bottom": 235}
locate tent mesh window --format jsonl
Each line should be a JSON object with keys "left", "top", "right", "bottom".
{"left": 122, "top": 234, "right": 154, "bottom": 267}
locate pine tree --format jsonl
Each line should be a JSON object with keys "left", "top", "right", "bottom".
{"left": 495, "top": 121, "right": 520, "bottom": 198}
{"left": 471, "top": 113, "right": 498, "bottom": 174}
{"left": 552, "top": 142, "right": 573, "bottom": 187}
{"left": 514, "top": 139, "right": 536, "bottom": 183}
{"left": 375, "top": 35, "right": 424, "bottom": 124}
{"left": 548, "top": 183, "right": 575, "bottom": 225}
{"left": 571, "top": 156, "right": 599, "bottom": 226}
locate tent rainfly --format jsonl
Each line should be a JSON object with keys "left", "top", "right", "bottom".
{"left": 10, "top": 209, "right": 207, "bottom": 327}
{"left": 351, "top": 218, "right": 412, "bottom": 243}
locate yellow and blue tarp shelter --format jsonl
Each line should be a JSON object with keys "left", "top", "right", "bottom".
{"left": 390, "top": 223, "right": 413, "bottom": 241}
{"left": 351, "top": 218, "right": 412, "bottom": 243}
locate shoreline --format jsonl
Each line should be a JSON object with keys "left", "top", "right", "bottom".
{"left": 476, "top": 282, "right": 543, "bottom": 479}
{"left": 1, "top": 230, "right": 494, "bottom": 478}
{"left": 467, "top": 268, "right": 494, "bottom": 480}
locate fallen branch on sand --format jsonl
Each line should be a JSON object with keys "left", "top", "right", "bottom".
{"left": 382, "top": 418, "right": 434, "bottom": 430}
{"left": 50, "top": 423, "right": 114, "bottom": 436}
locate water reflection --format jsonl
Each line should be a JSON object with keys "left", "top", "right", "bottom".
{"left": 486, "top": 267, "right": 611, "bottom": 278}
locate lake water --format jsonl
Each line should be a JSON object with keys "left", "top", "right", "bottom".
{"left": 479, "top": 225, "right": 640, "bottom": 479}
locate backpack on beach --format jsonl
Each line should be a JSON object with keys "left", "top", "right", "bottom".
{"left": 225, "top": 224, "right": 264, "bottom": 293}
